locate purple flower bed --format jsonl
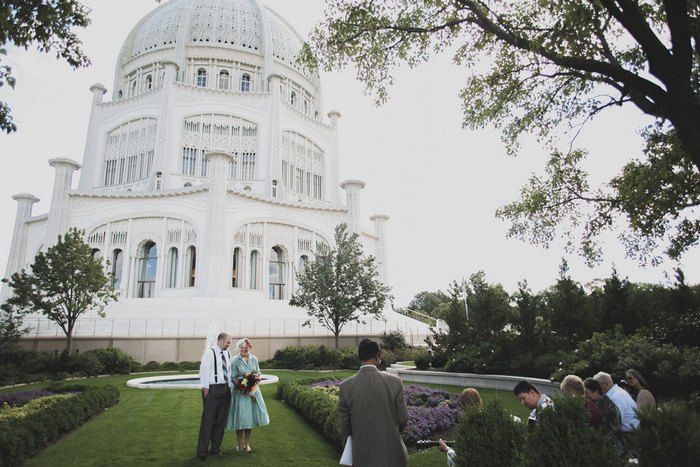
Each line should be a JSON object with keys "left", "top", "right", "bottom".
{"left": 0, "top": 390, "right": 56, "bottom": 408}
{"left": 0, "top": 389, "right": 82, "bottom": 408}
{"left": 309, "top": 380, "right": 463, "bottom": 445}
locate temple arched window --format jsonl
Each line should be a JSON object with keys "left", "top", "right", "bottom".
{"left": 186, "top": 246, "right": 196, "bottom": 287}
{"left": 299, "top": 255, "right": 308, "bottom": 274}
{"left": 219, "top": 70, "right": 230, "bottom": 90}
{"left": 155, "top": 172, "right": 162, "bottom": 190}
{"left": 232, "top": 247, "right": 242, "bottom": 287}
{"left": 111, "top": 249, "right": 123, "bottom": 289}
{"left": 280, "top": 131, "right": 324, "bottom": 200}
{"left": 137, "top": 241, "right": 157, "bottom": 298}
{"left": 241, "top": 74, "right": 250, "bottom": 92}
{"left": 166, "top": 247, "right": 178, "bottom": 288}
{"left": 197, "top": 68, "right": 207, "bottom": 87}
{"left": 272, "top": 180, "right": 278, "bottom": 197}
{"left": 103, "top": 118, "right": 157, "bottom": 187}
{"left": 145, "top": 74, "right": 153, "bottom": 90}
{"left": 269, "top": 246, "right": 285, "bottom": 300}
{"left": 249, "top": 250, "right": 258, "bottom": 289}
{"left": 91, "top": 249, "right": 102, "bottom": 259}
{"left": 290, "top": 91, "right": 297, "bottom": 107}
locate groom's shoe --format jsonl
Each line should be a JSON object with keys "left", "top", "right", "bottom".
{"left": 210, "top": 450, "right": 222, "bottom": 455}
{"left": 196, "top": 455, "right": 206, "bottom": 461}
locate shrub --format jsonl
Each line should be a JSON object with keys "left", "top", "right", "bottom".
{"left": 76, "top": 352, "right": 104, "bottom": 377}
{"left": 177, "top": 361, "right": 199, "bottom": 371}
{"left": 520, "top": 396, "right": 622, "bottom": 467}
{"left": 453, "top": 400, "right": 526, "bottom": 467}
{"left": 266, "top": 345, "right": 359, "bottom": 370}
{"left": 162, "top": 362, "right": 179, "bottom": 371}
{"left": 414, "top": 351, "right": 432, "bottom": 370}
{"left": 131, "top": 362, "right": 144, "bottom": 373}
{"left": 0, "top": 384, "right": 119, "bottom": 466}
{"left": 635, "top": 400, "right": 700, "bottom": 467}
{"left": 143, "top": 361, "right": 161, "bottom": 372}
{"left": 83, "top": 347, "right": 134, "bottom": 374}
{"left": 380, "top": 330, "right": 408, "bottom": 351}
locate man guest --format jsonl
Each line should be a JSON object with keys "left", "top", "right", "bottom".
{"left": 513, "top": 380, "right": 552, "bottom": 427}
{"left": 196, "top": 332, "right": 232, "bottom": 461}
{"left": 338, "top": 338, "right": 410, "bottom": 467}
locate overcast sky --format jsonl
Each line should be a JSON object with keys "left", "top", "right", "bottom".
{"left": 2, "top": 0, "right": 698, "bottom": 306}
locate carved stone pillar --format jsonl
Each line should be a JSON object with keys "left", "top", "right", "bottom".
{"left": 340, "top": 179, "right": 365, "bottom": 235}
{"left": 370, "top": 214, "right": 390, "bottom": 286}
{"left": 44, "top": 158, "right": 81, "bottom": 250}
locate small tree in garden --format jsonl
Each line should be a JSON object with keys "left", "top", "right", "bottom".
{"left": 2, "top": 228, "right": 118, "bottom": 352}
{"left": 290, "top": 223, "right": 391, "bottom": 348}
{"left": 0, "top": 305, "right": 29, "bottom": 353}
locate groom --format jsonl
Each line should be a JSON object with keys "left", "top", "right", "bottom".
{"left": 196, "top": 332, "right": 232, "bottom": 461}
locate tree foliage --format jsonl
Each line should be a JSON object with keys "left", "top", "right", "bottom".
{"left": 1, "top": 228, "right": 118, "bottom": 351}
{"left": 302, "top": 0, "right": 700, "bottom": 264}
{"left": 289, "top": 223, "right": 391, "bottom": 348}
{"left": 0, "top": 0, "right": 91, "bottom": 133}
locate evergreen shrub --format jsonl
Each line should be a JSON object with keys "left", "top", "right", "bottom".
{"left": 143, "top": 361, "right": 161, "bottom": 372}
{"left": 635, "top": 400, "right": 700, "bottom": 467}
{"left": 265, "top": 345, "right": 359, "bottom": 370}
{"left": 83, "top": 347, "right": 134, "bottom": 374}
{"left": 380, "top": 330, "right": 408, "bottom": 351}
{"left": 453, "top": 400, "right": 526, "bottom": 467}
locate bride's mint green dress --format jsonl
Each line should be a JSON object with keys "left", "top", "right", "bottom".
{"left": 227, "top": 354, "right": 270, "bottom": 430}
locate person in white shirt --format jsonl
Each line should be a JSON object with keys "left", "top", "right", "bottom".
{"left": 594, "top": 371, "right": 639, "bottom": 457}
{"left": 196, "top": 333, "right": 232, "bottom": 461}
{"left": 513, "top": 380, "right": 552, "bottom": 428}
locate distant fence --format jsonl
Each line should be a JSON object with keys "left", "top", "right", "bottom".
{"left": 23, "top": 317, "right": 433, "bottom": 346}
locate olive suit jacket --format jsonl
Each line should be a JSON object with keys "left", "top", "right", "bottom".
{"left": 338, "top": 365, "right": 409, "bottom": 467}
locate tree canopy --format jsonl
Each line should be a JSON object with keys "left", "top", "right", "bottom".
{"left": 0, "top": 0, "right": 91, "bottom": 133}
{"left": 1, "top": 228, "right": 117, "bottom": 351}
{"left": 301, "top": 0, "right": 700, "bottom": 265}
{"left": 289, "top": 223, "right": 391, "bottom": 348}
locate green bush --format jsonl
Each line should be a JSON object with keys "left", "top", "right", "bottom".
{"left": 635, "top": 400, "right": 700, "bottom": 467}
{"left": 83, "top": 347, "right": 134, "bottom": 374}
{"left": 453, "top": 400, "right": 526, "bottom": 467}
{"left": 143, "top": 361, "right": 162, "bottom": 372}
{"left": 131, "top": 362, "right": 144, "bottom": 373}
{"left": 520, "top": 396, "right": 622, "bottom": 467}
{"left": 0, "top": 384, "right": 120, "bottom": 466}
{"left": 76, "top": 352, "right": 104, "bottom": 377}
{"left": 413, "top": 350, "right": 431, "bottom": 370}
{"left": 162, "top": 362, "right": 178, "bottom": 371}
{"left": 265, "top": 346, "right": 359, "bottom": 370}
{"left": 177, "top": 361, "right": 199, "bottom": 371}
{"left": 380, "top": 330, "right": 408, "bottom": 351}
{"left": 276, "top": 377, "right": 345, "bottom": 451}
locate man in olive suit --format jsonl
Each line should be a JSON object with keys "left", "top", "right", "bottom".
{"left": 338, "top": 338, "right": 409, "bottom": 467}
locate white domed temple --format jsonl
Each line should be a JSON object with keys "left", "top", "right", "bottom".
{"left": 1, "top": 0, "right": 431, "bottom": 362}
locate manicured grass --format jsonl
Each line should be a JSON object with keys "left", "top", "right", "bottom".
{"left": 2, "top": 371, "right": 529, "bottom": 466}
{"left": 397, "top": 361, "right": 416, "bottom": 366}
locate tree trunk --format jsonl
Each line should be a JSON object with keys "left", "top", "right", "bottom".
{"left": 65, "top": 331, "right": 72, "bottom": 353}
{"left": 334, "top": 332, "right": 339, "bottom": 349}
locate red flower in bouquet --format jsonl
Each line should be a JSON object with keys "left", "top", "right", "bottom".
{"left": 237, "top": 371, "right": 261, "bottom": 396}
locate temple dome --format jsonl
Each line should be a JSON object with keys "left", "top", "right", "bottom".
{"left": 115, "top": 0, "right": 316, "bottom": 86}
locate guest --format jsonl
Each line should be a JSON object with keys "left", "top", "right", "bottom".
{"left": 227, "top": 338, "right": 269, "bottom": 451}
{"left": 626, "top": 369, "right": 656, "bottom": 410}
{"left": 513, "top": 380, "right": 551, "bottom": 427}
{"left": 593, "top": 371, "right": 639, "bottom": 457}
{"left": 584, "top": 378, "right": 624, "bottom": 445}
{"left": 618, "top": 379, "right": 633, "bottom": 396}
{"left": 560, "top": 375, "right": 602, "bottom": 429}
{"left": 438, "top": 388, "right": 482, "bottom": 466}
{"left": 338, "top": 338, "right": 409, "bottom": 467}
{"left": 196, "top": 333, "right": 232, "bottom": 461}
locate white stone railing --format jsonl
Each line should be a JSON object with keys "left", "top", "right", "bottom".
{"left": 22, "top": 317, "right": 431, "bottom": 346}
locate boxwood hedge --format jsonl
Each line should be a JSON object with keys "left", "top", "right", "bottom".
{"left": 0, "top": 383, "right": 120, "bottom": 466}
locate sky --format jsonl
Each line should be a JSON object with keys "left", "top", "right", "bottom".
{"left": 1, "top": 0, "right": 699, "bottom": 307}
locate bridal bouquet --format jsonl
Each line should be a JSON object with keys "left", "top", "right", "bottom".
{"left": 237, "top": 372, "right": 261, "bottom": 402}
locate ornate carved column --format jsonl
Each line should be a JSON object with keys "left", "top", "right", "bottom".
{"left": 199, "top": 151, "right": 233, "bottom": 296}
{"left": 1, "top": 193, "right": 40, "bottom": 300}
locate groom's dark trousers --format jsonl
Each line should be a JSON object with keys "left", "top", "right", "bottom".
{"left": 197, "top": 383, "right": 231, "bottom": 457}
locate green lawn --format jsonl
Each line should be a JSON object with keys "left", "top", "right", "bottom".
{"left": 2, "top": 371, "right": 530, "bottom": 466}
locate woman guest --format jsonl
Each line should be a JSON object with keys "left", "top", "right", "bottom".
{"left": 626, "top": 369, "right": 656, "bottom": 410}
{"left": 438, "top": 388, "right": 482, "bottom": 466}
{"left": 227, "top": 338, "right": 269, "bottom": 451}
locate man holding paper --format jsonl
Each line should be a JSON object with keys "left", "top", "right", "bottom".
{"left": 338, "top": 339, "right": 409, "bottom": 467}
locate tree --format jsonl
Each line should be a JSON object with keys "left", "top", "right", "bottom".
{"left": 289, "top": 223, "right": 391, "bottom": 348}
{"left": 301, "top": 0, "right": 700, "bottom": 264}
{"left": 1, "top": 228, "right": 118, "bottom": 351}
{"left": 0, "top": 0, "right": 92, "bottom": 133}
{"left": 0, "top": 305, "right": 29, "bottom": 354}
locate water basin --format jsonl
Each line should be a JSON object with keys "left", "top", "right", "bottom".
{"left": 126, "top": 374, "right": 279, "bottom": 389}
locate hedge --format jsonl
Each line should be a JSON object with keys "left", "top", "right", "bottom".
{"left": 0, "top": 383, "right": 120, "bottom": 466}
{"left": 276, "top": 377, "right": 344, "bottom": 452}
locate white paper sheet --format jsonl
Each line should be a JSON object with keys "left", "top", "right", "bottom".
{"left": 339, "top": 435, "right": 353, "bottom": 466}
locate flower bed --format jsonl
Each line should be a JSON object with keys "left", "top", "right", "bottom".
{"left": 282, "top": 378, "right": 463, "bottom": 449}
{"left": 0, "top": 389, "right": 82, "bottom": 409}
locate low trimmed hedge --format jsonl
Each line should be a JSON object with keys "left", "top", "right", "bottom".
{"left": 0, "top": 383, "right": 120, "bottom": 466}
{"left": 276, "top": 377, "right": 344, "bottom": 452}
